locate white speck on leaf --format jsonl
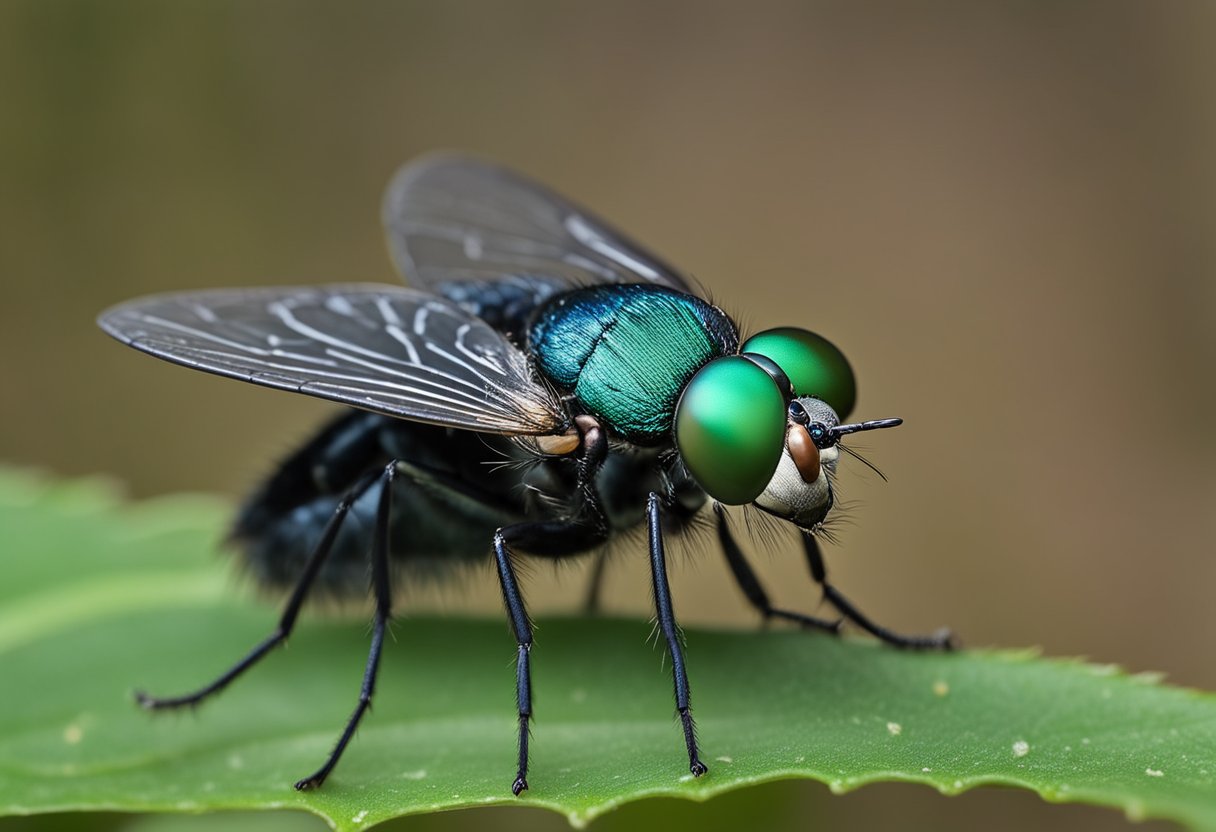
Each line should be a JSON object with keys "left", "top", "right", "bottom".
{"left": 887, "top": 722, "right": 902, "bottom": 736}
{"left": 352, "top": 810, "right": 369, "bottom": 823}
{"left": 1013, "top": 740, "right": 1030, "bottom": 758}
{"left": 1146, "top": 768, "right": 1164, "bottom": 777}
{"left": 401, "top": 770, "right": 427, "bottom": 780}
{"left": 63, "top": 724, "right": 83, "bottom": 745}
{"left": 922, "top": 767, "right": 932, "bottom": 773}
{"left": 932, "top": 680, "right": 950, "bottom": 697}
{"left": 715, "top": 756, "right": 733, "bottom": 763}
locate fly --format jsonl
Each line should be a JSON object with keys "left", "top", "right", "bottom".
{"left": 97, "top": 154, "right": 953, "bottom": 795}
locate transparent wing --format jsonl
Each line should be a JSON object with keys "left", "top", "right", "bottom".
{"left": 382, "top": 154, "right": 699, "bottom": 301}
{"left": 97, "top": 284, "right": 568, "bottom": 435}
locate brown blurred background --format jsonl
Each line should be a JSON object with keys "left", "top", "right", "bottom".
{"left": 1, "top": 1, "right": 1213, "bottom": 830}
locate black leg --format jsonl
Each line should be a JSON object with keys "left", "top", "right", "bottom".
{"left": 136, "top": 470, "right": 380, "bottom": 711}
{"left": 800, "top": 531, "right": 954, "bottom": 650}
{"left": 494, "top": 517, "right": 608, "bottom": 797}
{"left": 582, "top": 550, "right": 609, "bottom": 614}
{"left": 713, "top": 505, "right": 841, "bottom": 634}
{"left": 295, "top": 460, "right": 399, "bottom": 790}
{"left": 493, "top": 416, "right": 611, "bottom": 795}
{"left": 647, "top": 492, "right": 708, "bottom": 778}
{"left": 492, "top": 526, "right": 535, "bottom": 797}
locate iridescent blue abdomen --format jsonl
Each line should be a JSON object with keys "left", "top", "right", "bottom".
{"left": 528, "top": 284, "right": 739, "bottom": 444}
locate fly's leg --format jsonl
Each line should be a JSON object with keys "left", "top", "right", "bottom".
{"left": 713, "top": 505, "right": 841, "bottom": 633}
{"left": 582, "top": 551, "right": 609, "bottom": 613}
{"left": 494, "top": 416, "right": 610, "bottom": 795}
{"left": 800, "top": 532, "right": 955, "bottom": 650}
{"left": 295, "top": 461, "right": 398, "bottom": 790}
{"left": 136, "top": 469, "right": 381, "bottom": 711}
{"left": 647, "top": 492, "right": 708, "bottom": 778}
{"left": 490, "top": 526, "right": 535, "bottom": 797}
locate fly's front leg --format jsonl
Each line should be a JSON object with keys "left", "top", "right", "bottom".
{"left": 714, "top": 505, "right": 841, "bottom": 633}
{"left": 800, "top": 532, "right": 954, "bottom": 650}
{"left": 647, "top": 492, "right": 708, "bottom": 778}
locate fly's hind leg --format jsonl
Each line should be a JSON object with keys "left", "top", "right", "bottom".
{"left": 135, "top": 468, "right": 381, "bottom": 712}
{"left": 295, "top": 460, "right": 399, "bottom": 790}
{"left": 800, "top": 531, "right": 955, "bottom": 650}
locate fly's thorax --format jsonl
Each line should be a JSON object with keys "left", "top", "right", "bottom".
{"left": 527, "top": 284, "right": 739, "bottom": 445}
{"left": 754, "top": 397, "right": 840, "bottom": 529}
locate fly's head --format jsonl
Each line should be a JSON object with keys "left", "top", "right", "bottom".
{"left": 673, "top": 326, "right": 901, "bottom": 532}
{"left": 753, "top": 397, "right": 841, "bottom": 530}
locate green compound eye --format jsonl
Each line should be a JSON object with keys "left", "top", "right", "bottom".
{"left": 674, "top": 356, "right": 787, "bottom": 505}
{"left": 740, "top": 327, "right": 857, "bottom": 419}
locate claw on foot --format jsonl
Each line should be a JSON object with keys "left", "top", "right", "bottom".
{"left": 690, "top": 760, "right": 709, "bottom": 777}
{"left": 295, "top": 775, "right": 325, "bottom": 791}
{"left": 904, "top": 627, "right": 956, "bottom": 651}
{"left": 933, "top": 628, "right": 958, "bottom": 651}
{"left": 512, "top": 775, "right": 529, "bottom": 796}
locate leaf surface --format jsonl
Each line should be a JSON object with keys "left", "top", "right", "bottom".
{"left": 1, "top": 469, "right": 1213, "bottom": 830}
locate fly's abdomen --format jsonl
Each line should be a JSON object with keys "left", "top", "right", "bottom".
{"left": 230, "top": 411, "right": 546, "bottom": 596}
{"left": 528, "top": 284, "right": 739, "bottom": 444}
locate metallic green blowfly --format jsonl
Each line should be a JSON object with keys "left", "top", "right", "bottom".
{"left": 97, "top": 154, "right": 953, "bottom": 795}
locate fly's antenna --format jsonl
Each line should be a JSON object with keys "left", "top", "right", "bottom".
{"left": 826, "top": 418, "right": 902, "bottom": 446}
{"left": 787, "top": 402, "right": 902, "bottom": 450}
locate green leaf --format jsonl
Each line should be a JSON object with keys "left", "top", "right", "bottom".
{"left": 1, "top": 467, "right": 1214, "bottom": 831}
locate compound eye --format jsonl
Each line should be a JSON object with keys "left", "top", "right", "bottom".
{"left": 674, "top": 356, "right": 786, "bottom": 505}
{"left": 740, "top": 327, "right": 857, "bottom": 419}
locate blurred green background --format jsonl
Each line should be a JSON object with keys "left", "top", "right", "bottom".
{"left": 1, "top": 1, "right": 1213, "bottom": 830}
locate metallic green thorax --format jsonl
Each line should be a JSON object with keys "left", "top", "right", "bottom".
{"left": 528, "top": 285, "right": 739, "bottom": 444}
